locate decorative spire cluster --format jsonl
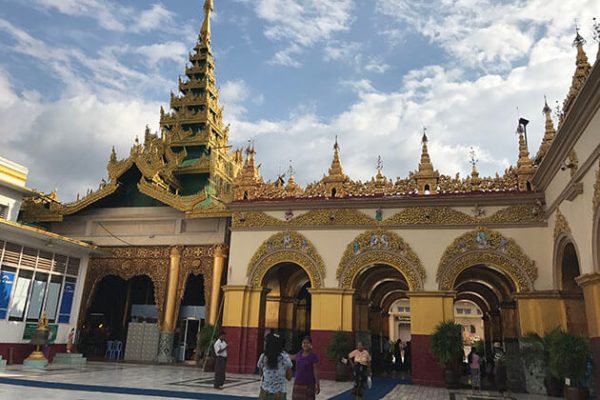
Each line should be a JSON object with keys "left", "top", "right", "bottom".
{"left": 561, "top": 28, "right": 593, "bottom": 122}
{"left": 412, "top": 129, "right": 440, "bottom": 194}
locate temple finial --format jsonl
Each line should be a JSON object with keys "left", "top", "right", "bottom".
{"left": 536, "top": 95, "right": 556, "bottom": 162}
{"left": 329, "top": 136, "right": 344, "bottom": 176}
{"left": 562, "top": 26, "right": 592, "bottom": 119}
{"left": 469, "top": 147, "right": 479, "bottom": 178}
{"left": 200, "top": 0, "right": 214, "bottom": 45}
{"left": 418, "top": 127, "right": 433, "bottom": 173}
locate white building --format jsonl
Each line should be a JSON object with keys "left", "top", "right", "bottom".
{"left": 0, "top": 156, "right": 97, "bottom": 363}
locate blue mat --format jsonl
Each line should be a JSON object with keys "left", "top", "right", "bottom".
{"left": 0, "top": 376, "right": 249, "bottom": 399}
{"left": 329, "top": 377, "right": 410, "bottom": 399}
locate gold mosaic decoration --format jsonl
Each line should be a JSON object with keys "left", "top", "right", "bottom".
{"left": 553, "top": 209, "right": 572, "bottom": 240}
{"left": 247, "top": 231, "right": 325, "bottom": 288}
{"left": 337, "top": 229, "right": 425, "bottom": 290}
{"left": 436, "top": 228, "right": 537, "bottom": 292}
{"left": 232, "top": 203, "right": 545, "bottom": 229}
{"left": 80, "top": 245, "right": 215, "bottom": 328}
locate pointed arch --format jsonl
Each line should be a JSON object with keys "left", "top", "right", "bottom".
{"left": 336, "top": 229, "right": 425, "bottom": 291}
{"left": 436, "top": 228, "right": 537, "bottom": 292}
{"left": 247, "top": 231, "right": 325, "bottom": 288}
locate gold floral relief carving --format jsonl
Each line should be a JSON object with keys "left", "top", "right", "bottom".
{"left": 247, "top": 231, "right": 325, "bottom": 288}
{"left": 79, "top": 245, "right": 216, "bottom": 328}
{"left": 553, "top": 209, "right": 572, "bottom": 240}
{"left": 232, "top": 204, "right": 546, "bottom": 230}
{"left": 291, "top": 209, "right": 375, "bottom": 226}
{"left": 337, "top": 229, "right": 426, "bottom": 291}
{"left": 383, "top": 207, "right": 476, "bottom": 225}
{"left": 593, "top": 161, "right": 600, "bottom": 217}
{"left": 436, "top": 228, "right": 537, "bottom": 292}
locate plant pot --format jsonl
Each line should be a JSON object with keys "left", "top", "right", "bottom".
{"left": 563, "top": 386, "right": 589, "bottom": 400}
{"left": 203, "top": 356, "right": 215, "bottom": 372}
{"left": 444, "top": 367, "right": 460, "bottom": 389}
{"left": 544, "top": 376, "right": 563, "bottom": 397}
{"left": 335, "top": 363, "right": 348, "bottom": 381}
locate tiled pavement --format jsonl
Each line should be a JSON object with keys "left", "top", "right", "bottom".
{"left": 0, "top": 362, "right": 566, "bottom": 399}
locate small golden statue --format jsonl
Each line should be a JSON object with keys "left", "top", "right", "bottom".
{"left": 25, "top": 311, "right": 50, "bottom": 363}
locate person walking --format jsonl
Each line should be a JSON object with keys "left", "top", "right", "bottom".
{"left": 291, "top": 336, "right": 320, "bottom": 400}
{"left": 493, "top": 342, "right": 507, "bottom": 397}
{"left": 258, "top": 333, "right": 293, "bottom": 400}
{"left": 468, "top": 347, "right": 481, "bottom": 392}
{"left": 393, "top": 339, "right": 402, "bottom": 371}
{"left": 213, "top": 331, "right": 228, "bottom": 389}
{"left": 348, "top": 341, "right": 372, "bottom": 398}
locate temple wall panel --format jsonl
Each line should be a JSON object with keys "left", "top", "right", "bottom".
{"left": 230, "top": 225, "right": 551, "bottom": 290}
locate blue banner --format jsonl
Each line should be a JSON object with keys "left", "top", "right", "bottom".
{"left": 0, "top": 270, "right": 16, "bottom": 320}
{"left": 58, "top": 282, "right": 75, "bottom": 324}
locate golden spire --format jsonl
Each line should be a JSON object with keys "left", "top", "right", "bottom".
{"left": 562, "top": 28, "right": 592, "bottom": 119}
{"left": 413, "top": 128, "right": 439, "bottom": 194}
{"left": 328, "top": 135, "right": 345, "bottom": 177}
{"left": 200, "top": 0, "right": 214, "bottom": 45}
{"left": 469, "top": 147, "right": 479, "bottom": 180}
{"left": 516, "top": 122, "right": 535, "bottom": 191}
{"left": 417, "top": 130, "right": 434, "bottom": 173}
{"left": 535, "top": 96, "right": 556, "bottom": 163}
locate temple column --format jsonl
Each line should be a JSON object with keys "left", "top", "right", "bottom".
{"left": 576, "top": 273, "right": 600, "bottom": 392}
{"left": 308, "top": 288, "right": 354, "bottom": 380}
{"left": 157, "top": 246, "right": 181, "bottom": 363}
{"left": 409, "top": 291, "right": 455, "bottom": 386}
{"left": 208, "top": 244, "right": 226, "bottom": 325}
{"left": 222, "top": 285, "right": 267, "bottom": 374}
{"left": 501, "top": 301, "right": 526, "bottom": 392}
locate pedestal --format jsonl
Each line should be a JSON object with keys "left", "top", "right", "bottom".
{"left": 157, "top": 331, "right": 175, "bottom": 363}
{"left": 53, "top": 353, "right": 87, "bottom": 366}
{"left": 23, "top": 358, "right": 48, "bottom": 369}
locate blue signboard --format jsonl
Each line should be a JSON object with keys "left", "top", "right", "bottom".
{"left": 58, "top": 282, "right": 75, "bottom": 323}
{"left": 0, "top": 270, "right": 16, "bottom": 320}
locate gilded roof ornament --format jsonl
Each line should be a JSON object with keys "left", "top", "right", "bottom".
{"left": 562, "top": 27, "right": 592, "bottom": 120}
{"left": 535, "top": 96, "right": 556, "bottom": 164}
{"left": 200, "top": 0, "right": 214, "bottom": 45}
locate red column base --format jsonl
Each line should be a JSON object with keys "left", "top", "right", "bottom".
{"left": 310, "top": 330, "right": 351, "bottom": 381}
{"left": 411, "top": 334, "right": 445, "bottom": 387}
{"left": 223, "top": 326, "right": 261, "bottom": 374}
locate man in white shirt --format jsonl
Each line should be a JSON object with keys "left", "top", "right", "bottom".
{"left": 213, "top": 331, "right": 227, "bottom": 389}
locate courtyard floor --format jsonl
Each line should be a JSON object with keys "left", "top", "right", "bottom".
{"left": 0, "top": 361, "right": 562, "bottom": 400}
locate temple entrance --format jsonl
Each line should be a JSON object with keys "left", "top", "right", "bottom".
{"left": 453, "top": 264, "right": 521, "bottom": 389}
{"left": 176, "top": 273, "right": 206, "bottom": 361}
{"left": 558, "top": 241, "right": 587, "bottom": 335}
{"left": 353, "top": 264, "right": 409, "bottom": 376}
{"left": 261, "top": 263, "right": 311, "bottom": 354}
{"left": 80, "top": 274, "right": 156, "bottom": 358}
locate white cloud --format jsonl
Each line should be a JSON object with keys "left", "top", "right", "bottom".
{"left": 34, "top": 0, "right": 177, "bottom": 33}
{"left": 132, "top": 42, "right": 188, "bottom": 68}
{"left": 249, "top": 0, "right": 354, "bottom": 66}
{"left": 375, "top": 0, "right": 600, "bottom": 71}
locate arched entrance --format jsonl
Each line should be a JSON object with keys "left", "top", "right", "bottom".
{"left": 453, "top": 265, "right": 517, "bottom": 359}
{"left": 352, "top": 263, "right": 410, "bottom": 375}
{"left": 177, "top": 273, "right": 206, "bottom": 361}
{"left": 80, "top": 274, "right": 156, "bottom": 358}
{"left": 261, "top": 262, "right": 311, "bottom": 353}
{"left": 556, "top": 238, "right": 588, "bottom": 335}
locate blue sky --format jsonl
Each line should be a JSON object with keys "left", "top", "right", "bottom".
{"left": 0, "top": 0, "right": 599, "bottom": 200}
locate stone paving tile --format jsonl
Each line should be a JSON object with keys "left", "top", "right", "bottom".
{"left": 382, "top": 386, "right": 561, "bottom": 400}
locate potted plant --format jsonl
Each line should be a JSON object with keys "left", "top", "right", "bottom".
{"left": 326, "top": 330, "right": 351, "bottom": 381}
{"left": 195, "top": 324, "right": 216, "bottom": 372}
{"left": 548, "top": 330, "right": 591, "bottom": 400}
{"left": 430, "top": 321, "right": 463, "bottom": 389}
{"left": 521, "top": 328, "right": 563, "bottom": 396}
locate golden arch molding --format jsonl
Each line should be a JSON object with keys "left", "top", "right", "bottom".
{"left": 337, "top": 229, "right": 426, "bottom": 290}
{"left": 436, "top": 228, "right": 537, "bottom": 292}
{"left": 247, "top": 231, "right": 326, "bottom": 288}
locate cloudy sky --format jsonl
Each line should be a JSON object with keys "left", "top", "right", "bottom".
{"left": 0, "top": 0, "right": 599, "bottom": 200}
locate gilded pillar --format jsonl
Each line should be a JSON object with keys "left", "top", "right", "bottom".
{"left": 208, "top": 244, "right": 226, "bottom": 325}
{"left": 158, "top": 246, "right": 181, "bottom": 363}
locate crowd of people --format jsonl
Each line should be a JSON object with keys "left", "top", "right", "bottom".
{"left": 213, "top": 332, "right": 509, "bottom": 399}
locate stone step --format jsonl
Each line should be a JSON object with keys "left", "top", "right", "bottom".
{"left": 53, "top": 353, "right": 87, "bottom": 366}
